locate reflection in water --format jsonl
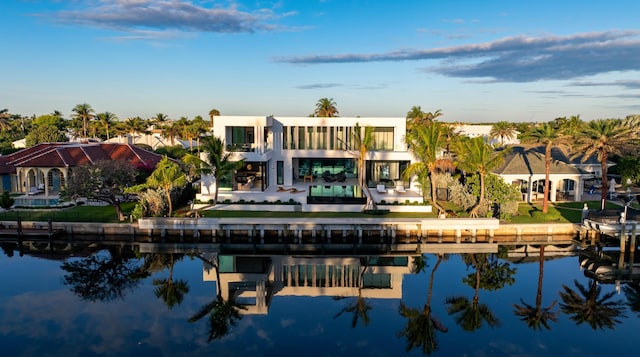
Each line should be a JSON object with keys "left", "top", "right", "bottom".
{"left": 513, "top": 245, "right": 559, "bottom": 330}
{"left": 5, "top": 241, "right": 640, "bottom": 355}
{"left": 559, "top": 278, "right": 627, "bottom": 330}
{"left": 398, "top": 254, "right": 448, "bottom": 354}
{"left": 445, "top": 254, "right": 504, "bottom": 332}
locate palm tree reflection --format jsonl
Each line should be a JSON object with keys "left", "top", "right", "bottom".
{"left": 513, "top": 245, "right": 558, "bottom": 330}
{"left": 446, "top": 254, "right": 501, "bottom": 332}
{"left": 151, "top": 253, "right": 190, "bottom": 310}
{"left": 559, "top": 278, "right": 626, "bottom": 330}
{"left": 334, "top": 257, "right": 373, "bottom": 328}
{"left": 189, "top": 254, "right": 245, "bottom": 342}
{"left": 398, "top": 254, "right": 448, "bottom": 354}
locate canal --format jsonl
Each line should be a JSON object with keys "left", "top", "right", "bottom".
{"left": 0, "top": 239, "right": 637, "bottom": 356}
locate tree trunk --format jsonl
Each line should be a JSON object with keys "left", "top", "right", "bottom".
{"left": 470, "top": 172, "right": 485, "bottom": 218}
{"left": 430, "top": 169, "right": 443, "bottom": 214}
{"left": 543, "top": 143, "right": 551, "bottom": 213}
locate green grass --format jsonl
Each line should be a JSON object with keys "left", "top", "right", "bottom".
{"left": 0, "top": 202, "right": 136, "bottom": 223}
{"left": 509, "top": 200, "right": 622, "bottom": 224}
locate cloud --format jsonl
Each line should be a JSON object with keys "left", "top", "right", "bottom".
{"left": 50, "top": 0, "right": 288, "bottom": 36}
{"left": 570, "top": 79, "right": 640, "bottom": 90}
{"left": 296, "top": 83, "right": 343, "bottom": 89}
{"left": 279, "top": 30, "right": 640, "bottom": 82}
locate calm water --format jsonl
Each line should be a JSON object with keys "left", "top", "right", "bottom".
{"left": 0, "top": 241, "right": 638, "bottom": 356}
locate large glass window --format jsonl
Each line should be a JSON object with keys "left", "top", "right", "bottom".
{"left": 297, "top": 127, "right": 305, "bottom": 150}
{"left": 277, "top": 161, "right": 284, "bottom": 185}
{"left": 370, "top": 127, "right": 394, "bottom": 151}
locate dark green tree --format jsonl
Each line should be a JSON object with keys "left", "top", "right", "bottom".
{"left": 152, "top": 254, "right": 190, "bottom": 310}
{"left": 559, "top": 278, "right": 626, "bottom": 330}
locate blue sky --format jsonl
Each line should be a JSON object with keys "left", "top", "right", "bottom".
{"left": 2, "top": 0, "right": 639, "bottom": 122}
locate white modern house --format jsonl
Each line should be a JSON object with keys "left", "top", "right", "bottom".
{"left": 198, "top": 115, "right": 421, "bottom": 207}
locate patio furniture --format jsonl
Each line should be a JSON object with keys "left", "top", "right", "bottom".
{"left": 376, "top": 184, "right": 387, "bottom": 193}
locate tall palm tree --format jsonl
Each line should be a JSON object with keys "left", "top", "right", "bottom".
{"left": 406, "top": 106, "right": 442, "bottom": 132}
{"left": 162, "top": 120, "right": 181, "bottom": 146}
{"left": 347, "top": 123, "right": 376, "bottom": 210}
{"left": 122, "top": 116, "right": 149, "bottom": 142}
{"left": 446, "top": 254, "right": 500, "bottom": 331}
{"left": 398, "top": 254, "right": 448, "bottom": 354}
{"left": 521, "top": 122, "right": 567, "bottom": 213}
{"left": 200, "top": 135, "right": 245, "bottom": 205}
{"left": 96, "top": 111, "right": 118, "bottom": 141}
{"left": 513, "top": 245, "right": 559, "bottom": 330}
{"left": 559, "top": 278, "right": 626, "bottom": 330}
{"left": 489, "top": 121, "right": 517, "bottom": 145}
{"left": 314, "top": 98, "right": 339, "bottom": 117}
{"left": 573, "top": 119, "right": 634, "bottom": 208}
{"left": 452, "top": 136, "right": 506, "bottom": 217}
{"left": 152, "top": 253, "right": 190, "bottom": 310}
{"left": 72, "top": 103, "right": 95, "bottom": 139}
{"left": 404, "top": 122, "right": 451, "bottom": 214}
{"left": 209, "top": 108, "right": 220, "bottom": 129}
{"left": 146, "top": 157, "right": 187, "bottom": 216}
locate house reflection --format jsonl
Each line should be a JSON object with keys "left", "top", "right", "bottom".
{"left": 200, "top": 254, "right": 415, "bottom": 315}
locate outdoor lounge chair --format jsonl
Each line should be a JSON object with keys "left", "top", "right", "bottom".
{"left": 376, "top": 184, "right": 387, "bottom": 193}
{"left": 395, "top": 185, "right": 406, "bottom": 193}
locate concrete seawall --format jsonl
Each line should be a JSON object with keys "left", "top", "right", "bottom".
{"left": 1, "top": 219, "right": 581, "bottom": 243}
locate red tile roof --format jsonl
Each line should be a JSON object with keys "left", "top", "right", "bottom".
{"left": 0, "top": 143, "right": 164, "bottom": 174}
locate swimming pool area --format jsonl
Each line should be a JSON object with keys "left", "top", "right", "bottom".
{"left": 307, "top": 185, "right": 366, "bottom": 204}
{"left": 13, "top": 197, "right": 61, "bottom": 207}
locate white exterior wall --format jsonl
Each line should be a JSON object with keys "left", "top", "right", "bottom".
{"left": 210, "top": 116, "right": 413, "bottom": 188}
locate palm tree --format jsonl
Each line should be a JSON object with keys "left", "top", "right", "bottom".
{"left": 152, "top": 253, "right": 190, "bottom": 310}
{"left": 151, "top": 113, "right": 170, "bottom": 131}
{"left": 345, "top": 123, "right": 376, "bottom": 210}
{"left": 559, "top": 278, "right": 626, "bottom": 330}
{"left": 162, "top": 120, "right": 181, "bottom": 146}
{"left": 521, "top": 122, "right": 569, "bottom": 213}
{"left": 0, "top": 109, "right": 11, "bottom": 131}
{"left": 406, "top": 106, "right": 442, "bottom": 132}
{"left": 96, "top": 112, "right": 117, "bottom": 141}
{"left": 513, "top": 245, "right": 559, "bottom": 330}
{"left": 200, "top": 135, "right": 245, "bottom": 205}
{"left": 572, "top": 119, "right": 634, "bottom": 209}
{"left": 489, "top": 121, "right": 517, "bottom": 145}
{"left": 146, "top": 157, "right": 187, "bottom": 216}
{"left": 120, "top": 116, "right": 149, "bottom": 143}
{"left": 72, "top": 103, "right": 95, "bottom": 139}
{"left": 209, "top": 108, "right": 220, "bottom": 129}
{"left": 446, "top": 254, "right": 500, "bottom": 331}
{"left": 398, "top": 254, "right": 448, "bottom": 354}
{"left": 404, "top": 122, "right": 451, "bottom": 214}
{"left": 314, "top": 98, "right": 339, "bottom": 117}
{"left": 452, "top": 136, "right": 506, "bottom": 217}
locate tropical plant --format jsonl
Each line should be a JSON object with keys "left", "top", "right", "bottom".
{"left": 404, "top": 122, "right": 451, "bottom": 213}
{"left": 0, "top": 190, "right": 14, "bottom": 209}
{"left": 314, "top": 98, "right": 339, "bottom": 117}
{"left": 200, "top": 135, "right": 244, "bottom": 205}
{"left": 209, "top": 108, "right": 220, "bottom": 128}
{"left": 96, "top": 112, "right": 118, "bottom": 140}
{"left": 572, "top": 119, "right": 635, "bottom": 208}
{"left": 452, "top": 136, "right": 506, "bottom": 217}
{"left": 559, "top": 278, "right": 626, "bottom": 330}
{"left": 25, "top": 124, "right": 68, "bottom": 146}
{"left": 489, "top": 121, "right": 517, "bottom": 145}
{"left": 406, "top": 106, "right": 442, "bottom": 132}
{"left": 521, "top": 122, "right": 568, "bottom": 213}
{"left": 513, "top": 245, "right": 559, "bottom": 330}
{"left": 145, "top": 157, "right": 187, "bottom": 216}
{"left": 71, "top": 103, "right": 95, "bottom": 139}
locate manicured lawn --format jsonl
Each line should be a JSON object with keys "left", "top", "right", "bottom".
{"left": 0, "top": 202, "right": 136, "bottom": 223}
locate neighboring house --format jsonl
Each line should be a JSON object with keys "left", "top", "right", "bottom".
{"left": 106, "top": 133, "right": 196, "bottom": 151}
{"left": 454, "top": 124, "right": 520, "bottom": 145}
{"left": 493, "top": 145, "right": 594, "bottom": 202}
{"left": 0, "top": 142, "right": 163, "bottom": 195}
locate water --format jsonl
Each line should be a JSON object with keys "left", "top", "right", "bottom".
{"left": 0, "top": 242, "right": 638, "bottom": 356}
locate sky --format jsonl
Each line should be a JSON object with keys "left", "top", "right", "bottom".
{"left": 2, "top": 0, "right": 640, "bottom": 123}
